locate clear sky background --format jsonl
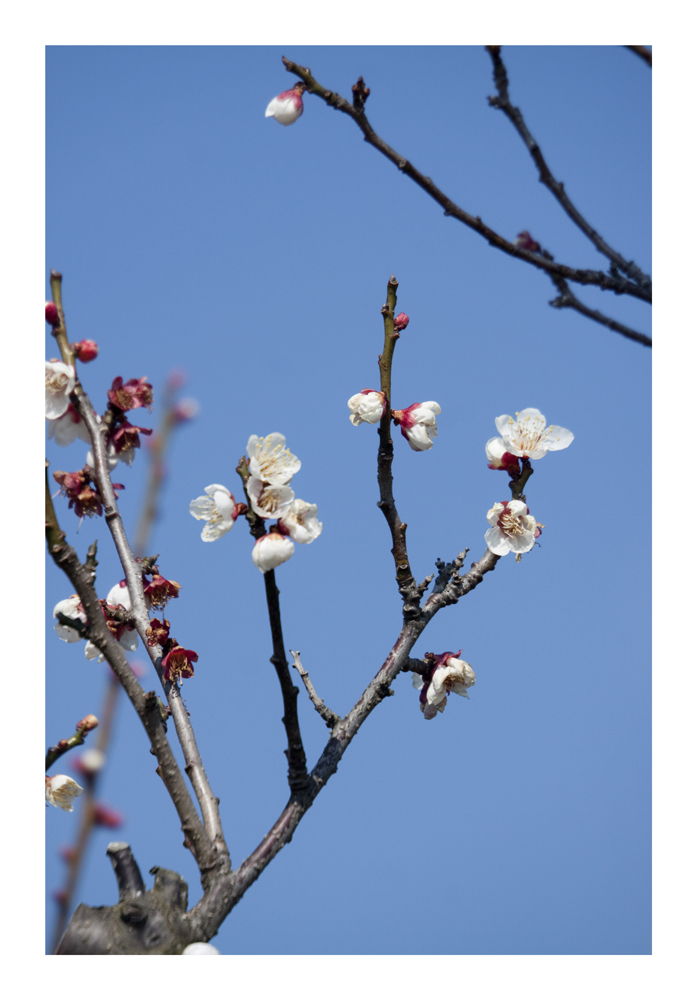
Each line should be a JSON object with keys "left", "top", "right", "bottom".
{"left": 45, "top": 45, "right": 651, "bottom": 955}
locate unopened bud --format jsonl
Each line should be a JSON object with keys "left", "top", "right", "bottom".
{"left": 394, "top": 312, "right": 410, "bottom": 331}
{"left": 173, "top": 397, "right": 200, "bottom": 423}
{"left": 515, "top": 230, "right": 541, "bottom": 253}
{"left": 77, "top": 714, "right": 99, "bottom": 734}
{"left": 71, "top": 339, "right": 99, "bottom": 363}
{"left": 46, "top": 301, "right": 60, "bottom": 326}
{"left": 75, "top": 748, "right": 106, "bottom": 775}
{"left": 93, "top": 803, "right": 124, "bottom": 829}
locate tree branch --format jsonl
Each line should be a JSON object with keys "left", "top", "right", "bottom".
{"left": 236, "top": 456, "right": 310, "bottom": 793}
{"left": 45, "top": 468, "right": 217, "bottom": 882}
{"left": 375, "top": 276, "right": 422, "bottom": 618}
{"left": 290, "top": 650, "right": 340, "bottom": 728}
{"left": 549, "top": 274, "right": 652, "bottom": 348}
{"left": 625, "top": 45, "right": 652, "bottom": 67}
{"left": 485, "top": 46, "right": 651, "bottom": 293}
{"left": 49, "top": 272, "right": 228, "bottom": 868}
{"left": 185, "top": 543, "right": 499, "bottom": 939}
{"left": 280, "top": 59, "right": 651, "bottom": 305}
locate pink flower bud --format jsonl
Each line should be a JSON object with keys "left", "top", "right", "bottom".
{"left": 70, "top": 339, "right": 99, "bottom": 362}
{"left": 394, "top": 312, "right": 410, "bottom": 331}
{"left": 515, "top": 231, "right": 541, "bottom": 253}
{"left": 93, "top": 803, "right": 124, "bottom": 829}
{"left": 265, "top": 82, "right": 306, "bottom": 126}
{"left": 76, "top": 714, "right": 99, "bottom": 734}
{"left": 45, "top": 301, "right": 60, "bottom": 326}
{"left": 173, "top": 398, "right": 200, "bottom": 423}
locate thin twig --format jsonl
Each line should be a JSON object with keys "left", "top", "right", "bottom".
{"left": 235, "top": 457, "right": 310, "bottom": 792}
{"left": 375, "top": 276, "right": 422, "bottom": 618}
{"left": 625, "top": 45, "right": 652, "bottom": 67}
{"left": 485, "top": 46, "right": 651, "bottom": 293}
{"left": 49, "top": 272, "right": 229, "bottom": 865}
{"left": 289, "top": 651, "right": 340, "bottom": 729}
{"left": 280, "top": 58, "right": 651, "bottom": 305}
{"left": 549, "top": 274, "right": 652, "bottom": 348}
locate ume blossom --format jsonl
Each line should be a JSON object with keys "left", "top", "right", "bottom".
{"left": 484, "top": 500, "right": 539, "bottom": 557}
{"left": 347, "top": 389, "right": 387, "bottom": 426}
{"left": 412, "top": 651, "right": 476, "bottom": 721}
{"left": 265, "top": 83, "right": 306, "bottom": 126}
{"left": 392, "top": 401, "right": 441, "bottom": 451}
{"left": 494, "top": 408, "right": 573, "bottom": 459}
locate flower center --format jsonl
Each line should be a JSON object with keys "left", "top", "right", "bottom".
{"left": 499, "top": 510, "right": 526, "bottom": 536}
{"left": 47, "top": 370, "right": 70, "bottom": 392}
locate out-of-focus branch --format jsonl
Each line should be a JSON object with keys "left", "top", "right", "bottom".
{"left": 48, "top": 273, "right": 228, "bottom": 867}
{"left": 625, "top": 45, "right": 652, "bottom": 67}
{"left": 290, "top": 650, "right": 340, "bottom": 729}
{"left": 236, "top": 458, "right": 310, "bottom": 793}
{"left": 485, "top": 46, "right": 651, "bottom": 294}
{"left": 280, "top": 59, "right": 651, "bottom": 305}
{"left": 549, "top": 274, "right": 652, "bottom": 348}
{"left": 375, "top": 276, "right": 421, "bottom": 618}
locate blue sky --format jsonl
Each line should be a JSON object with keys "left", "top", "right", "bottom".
{"left": 45, "top": 45, "right": 651, "bottom": 955}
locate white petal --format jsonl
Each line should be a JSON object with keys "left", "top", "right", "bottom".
{"left": 485, "top": 525, "right": 511, "bottom": 556}
{"left": 189, "top": 495, "right": 216, "bottom": 520}
{"left": 201, "top": 517, "right": 234, "bottom": 542}
{"left": 251, "top": 533, "right": 295, "bottom": 573}
{"left": 118, "top": 628, "right": 139, "bottom": 652}
{"left": 107, "top": 581, "right": 131, "bottom": 609}
{"left": 486, "top": 503, "right": 505, "bottom": 527}
{"left": 85, "top": 641, "right": 105, "bottom": 662}
{"left": 544, "top": 426, "right": 574, "bottom": 451}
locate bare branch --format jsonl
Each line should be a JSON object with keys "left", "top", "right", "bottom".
{"left": 485, "top": 46, "right": 651, "bottom": 293}
{"left": 625, "top": 45, "right": 652, "bottom": 67}
{"left": 280, "top": 59, "right": 651, "bottom": 305}
{"left": 375, "top": 276, "right": 422, "bottom": 617}
{"left": 549, "top": 274, "right": 652, "bottom": 348}
{"left": 290, "top": 651, "right": 340, "bottom": 728}
{"left": 185, "top": 544, "right": 500, "bottom": 939}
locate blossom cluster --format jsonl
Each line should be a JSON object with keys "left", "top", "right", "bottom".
{"left": 483, "top": 407, "right": 572, "bottom": 558}
{"left": 190, "top": 433, "right": 322, "bottom": 574}
{"left": 348, "top": 388, "right": 441, "bottom": 452}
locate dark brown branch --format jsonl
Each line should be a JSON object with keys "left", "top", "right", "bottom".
{"left": 290, "top": 650, "right": 340, "bottom": 728}
{"left": 485, "top": 46, "right": 651, "bottom": 294}
{"left": 185, "top": 544, "right": 499, "bottom": 940}
{"left": 235, "top": 457, "right": 310, "bottom": 793}
{"left": 549, "top": 274, "right": 652, "bottom": 348}
{"left": 625, "top": 45, "right": 652, "bottom": 67}
{"left": 280, "top": 59, "right": 651, "bottom": 305}
{"left": 375, "top": 276, "right": 421, "bottom": 618}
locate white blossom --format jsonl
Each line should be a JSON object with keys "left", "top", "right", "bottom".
{"left": 495, "top": 408, "right": 573, "bottom": 459}
{"left": 414, "top": 655, "right": 476, "bottom": 721}
{"left": 393, "top": 402, "right": 441, "bottom": 451}
{"left": 182, "top": 942, "right": 221, "bottom": 955}
{"left": 265, "top": 87, "right": 304, "bottom": 126}
{"left": 278, "top": 499, "right": 322, "bottom": 544}
{"left": 247, "top": 476, "right": 295, "bottom": 520}
{"left": 47, "top": 407, "right": 92, "bottom": 447}
{"left": 247, "top": 433, "right": 300, "bottom": 485}
{"left": 45, "top": 361, "right": 76, "bottom": 419}
{"left": 485, "top": 436, "right": 520, "bottom": 470}
{"left": 53, "top": 596, "right": 86, "bottom": 643}
{"left": 46, "top": 774, "right": 84, "bottom": 812}
{"left": 347, "top": 389, "right": 386, "bottom": 426}
{"left": 251, "top": 532, "right": 295, "bottom": 573}
{"left": 485, "top": 500, "right": 538, "bottom": 557}
{"left": 107, "top": 580, "right": 132, "bottom": 609}
{"left": 189, "top": 484, "right": 238, "bottom": 542}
